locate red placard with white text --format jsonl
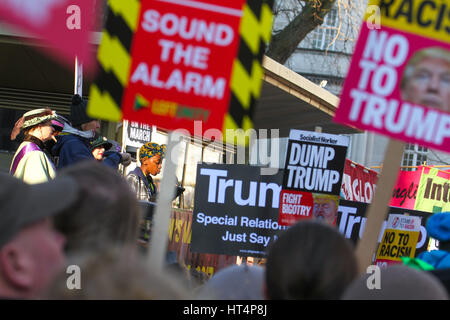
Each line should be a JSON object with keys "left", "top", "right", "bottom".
{"left": 278, "top": 190, "right": 314, "bottom": 226}
{"left": 122, "top": 0, "right": 245, "bottom": 136}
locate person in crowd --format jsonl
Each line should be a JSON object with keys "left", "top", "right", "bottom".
{"left": 312, "top": 194, "right": 339, "bottom": 226}
{"left": 10, "top": 108, "right": 58, "bottom": 184}
{"left": 418, "top": 212, "right": 450, "bottom": 269}
{"left": 341, "top": 264, "right": 448, "bottom": 300}
{"left": 400, "top": 47, "right": 450, "bottom": 113}
{"left": 41, "top": 246, "right": 190, "bottom": 300}
{"left": 0, "top": 172, "right": 80, "bottom": 299}
{"left": 197, "top": 264, "right": 265, "bottom": 300}
{"left": 127, "top": 142, "right": 167, "bottom": 202}
{"left": 53, "top": 161, "right": 141, "bottom": 256}
{"left": 89, "top": 135, "right": 113, "bottom": 161}
{"left": 265, "top": 220, "right": 358, "bottom": 300}
{"left": 52, "top": 94, "right": 131, "bottom": 169}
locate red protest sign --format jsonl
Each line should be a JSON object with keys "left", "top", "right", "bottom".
{"left": 121, "top": 0, "right": 245, "bottom": 136}
{"left": 278, "top": 190, "right": 314, "bottom": 226}
{"left": 341, "top": 159, "right": 378, "bottom": 203}
{"left": 0, "top": 0, "right": 98, "bottom": 70}
{"left": 389, "top": 168, "right": 422, "bottom": 210}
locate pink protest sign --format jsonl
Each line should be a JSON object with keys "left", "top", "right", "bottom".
{"left": 334, "top": 10, "right": 450, "bottom": 153}
{"left": 389, "top": 168, "right": 422, "bottom": 210}
{"left": 0, "top": 0, "right": 99, "bottom": 71}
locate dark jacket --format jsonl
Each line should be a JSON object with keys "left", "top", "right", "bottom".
{"left": 52, "top": 131, "right": 121, "bottom": 169}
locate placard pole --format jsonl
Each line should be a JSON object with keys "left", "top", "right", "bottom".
{"left": 74, "top": 56, "right": 83, "bottom": 96}
{"left": 355, "top": 139, "right": 405, "bottom": 273}
{"left": 148, "top": 133, "right": 179, "bottom": 273}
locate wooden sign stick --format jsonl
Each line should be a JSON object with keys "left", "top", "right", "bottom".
{"left": 148, "top": 133, "right": 180, "bottom": 273}
{"left": 355, "top": 138, "right": 405, "bottom": 273}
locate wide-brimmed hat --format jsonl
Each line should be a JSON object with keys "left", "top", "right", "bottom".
{"left": 0, "top": 173, "right": 80, "bottom": 249}
{"left": 22, "top": 108, "right": 58, "bottom": 129}
{"left": 89, "top": 135, "right": 112, "bottom": 151}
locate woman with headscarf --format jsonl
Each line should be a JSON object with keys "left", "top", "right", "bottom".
{"left": 10, "top": 108, "right": 58, "bottom": 184}
{"left": 126, "top": 142, "right": 167, "bottom": 202}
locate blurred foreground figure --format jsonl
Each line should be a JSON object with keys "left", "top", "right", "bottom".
{"left": 341, "top": 265, "right": 448, "bottom": 300}
{"left": 265, "top": 220, "right": 358, "bottom": 300}
{"left": 197, "top": 264, "right": 265, "bottom": 300}
{"left": 53, "top": 161, "right": 141, "bottom": 256}
{"left": 42, "top": 247, "right": 190, "bottom": 300}
{"left": 0, "top": 173, "right": 80, "bottom": 299}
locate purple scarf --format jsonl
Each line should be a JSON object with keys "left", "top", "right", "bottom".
{"left": 10, "top": 142, "right": 42, "bottom": 175}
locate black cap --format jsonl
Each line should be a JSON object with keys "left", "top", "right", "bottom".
{"left": 70, "top": 94, "right": 95, "bottom": 127}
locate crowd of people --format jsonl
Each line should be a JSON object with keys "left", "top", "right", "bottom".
{"left": 1, "top": 94, "right": 450, "bottom": 300}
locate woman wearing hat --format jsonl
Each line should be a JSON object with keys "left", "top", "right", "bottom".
{"left": 10, "top": 108, "right": 58, "bottom": 184}
{"left": 126, "top": 142, "right": 167, "bottom": 202}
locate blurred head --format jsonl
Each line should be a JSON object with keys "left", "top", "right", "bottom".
{"left": 265, "top": 220, "right": 357, "bottom": 300}
{"left": 54, "top": 161, "right": 141, "bottom": 255}
{"left": 341, "top": 265, "right": 448, "bottom": 300}
{"left": 139, "top": 142, "right": 167, "bottom": 176}
{"left": 0, "top": 218, "right": 66, "bottom": 298}
{"left": 197, "top": 264, "right": 265, "bottom": 300}
{"left": 0, "top": 173, "right": 80, "bottom": 298}
{"left": 401, "top": 47, "right": 450, "bottom": 112}
{"left": 42, "top": 247, "right": 190, "bottom": 299}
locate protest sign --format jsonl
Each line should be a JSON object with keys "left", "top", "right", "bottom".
{"left": 167, "top": 209, "right": 237, "bottom": 276}
{"left": 333, "top": 0, "right": 450, "bottom": 270}
{"left": 122, "top": 120, "right": 152, "bottom": 150}
{"left": 191, "top": 164, "right": 286, "bottom": 257}
{"left": 88, "top": 0, "right": 274, "bottom": 143}
{"left": 389, "top": 167, "right": 422, "bottom": 209}
{"left": 0, "top": 0, "right": 98, "bottom": 70}
{"left": 334, "top": 0, "right": 450, "bottom": 153}
{"left": 414, "top": 167, "right": 450, "bottom": 213}
{"left": 375, "top": 214, "right": 422, "bottom": 266}
{"left": 341, "top": 159, "right": 378, "bottom": 203}
{"left": 279, "top": 129, "right": 349, "bottom": 226}
{"left": 337, "top": 200, "right": 431, "bottom": 258}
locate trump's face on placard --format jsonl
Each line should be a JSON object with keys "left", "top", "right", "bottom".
{"left": 401, "top": 48, "right": 450, "bottom": 113}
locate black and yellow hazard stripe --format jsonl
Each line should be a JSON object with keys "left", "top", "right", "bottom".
{"left": 87, "top": 0, "right": 141, "bottom": 122}
{"left": 224, "top": 0, "right": 274, "bottom": 145}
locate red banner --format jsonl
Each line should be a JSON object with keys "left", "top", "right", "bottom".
{"left": 0, "top": 0, "right": 98, "bottom": 70}
{"left": 340, "top": 159, "right": 378, "bottom": 203}
{"left": 388, "top": 168, "right": 422, "bottom": 209}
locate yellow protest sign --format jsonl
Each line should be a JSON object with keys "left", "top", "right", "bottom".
{"left": 375, "top": 214, "right": 421, "bottom": 266}
{"left": 367, "top": 0, "right": 450, "bottom": 43}
{"left": 414, "top": 167, "right": 450, "bottom": 213}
